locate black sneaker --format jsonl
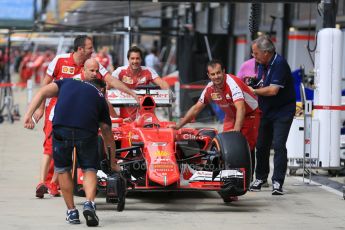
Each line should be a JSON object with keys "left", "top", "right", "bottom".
{"left": 272, "top": 181, "right": 284, "bottom": 195}
{"left": 249, "top": 179, "right": 267, "bottom": 191}
{"left": 66, "top": 209, "right": 81, "bottom": 224}
{"left": 35, "top": 183, "right": 48, "bottom": 198}
{"left": 83, "top": 201, "right": 99, "bottom": 227}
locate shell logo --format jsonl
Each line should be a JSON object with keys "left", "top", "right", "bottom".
{"left": 155, "top": 150, "right": 170, "bottom": 157}
{"left": 62, "top": 66, "right": 75, "bottom": 74}
{"left": 211, "top": 93, "right": 222, "bottom": 101}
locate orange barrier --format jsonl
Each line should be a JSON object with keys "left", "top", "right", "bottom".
{"left": 180, "top": 84, "right": 205, "bottom": 90}
{"left": 0, "top": 82, "right": 27, "bottom": 88}
{"left": 288, "top": 35, "right": 315, "bottom": 41}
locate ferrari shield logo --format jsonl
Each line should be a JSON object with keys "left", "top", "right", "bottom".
{"left": 62, "top": 66, "right": 75, "bottom": 74}
{"left": 211, "top": 93, "right": 222, "bottom": 101}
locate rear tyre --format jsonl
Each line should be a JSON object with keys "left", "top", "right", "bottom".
{"left": 212, "top": 132, "right": 251, "bottom": 198}
{"left": 97, "top": 135, "right": 106, "bottom": 169}
{"left": 328, "top": 169, "right": 339, "bottom": 177}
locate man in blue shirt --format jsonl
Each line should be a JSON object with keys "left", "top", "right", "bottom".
{"left": 24, "top": 58, "right": 119, "bottom": 226}
{"left": 248, "top": 35, "right": 296, "bottom": 195}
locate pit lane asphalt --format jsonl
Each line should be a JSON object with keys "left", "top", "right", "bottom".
{"left": 0, "top": 89, "right": 344, "bottom": 230}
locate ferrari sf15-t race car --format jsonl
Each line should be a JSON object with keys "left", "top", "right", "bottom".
{"left": 73, "top": 85, "right": 252, "bottom": 211}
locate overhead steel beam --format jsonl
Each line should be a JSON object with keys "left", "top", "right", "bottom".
{"left": 122, "top": 1, "right": 318, "bottom": 2}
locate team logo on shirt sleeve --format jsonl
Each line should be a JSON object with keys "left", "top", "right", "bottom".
{"left": 122, "top": 75, "right": 134, "bottom": 84}
{"left": 62, "top": 66, "right": 75, "bottom": 74}
{"left": 211, "top": 93, "right": 222, "bottom": 101}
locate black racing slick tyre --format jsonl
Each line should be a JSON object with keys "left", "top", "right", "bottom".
{"left": 212, "top": 132, "right": 251, "bottom": 196}
{"left": 97, "top": 135, "right": 106, "bottom": 169}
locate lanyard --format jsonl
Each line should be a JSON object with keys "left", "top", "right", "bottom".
{"left": 84, "top": 81, "right": 104, "bottom": 97}
{"left": 264, "top": 53, "right": 277, "bottom": 81}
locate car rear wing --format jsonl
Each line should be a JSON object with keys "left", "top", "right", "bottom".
{"left": 107, "top": 89, "right": 173, "bottom": 107}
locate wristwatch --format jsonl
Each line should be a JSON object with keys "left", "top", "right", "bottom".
{"left": 252, "top": 88, "right": 257, "bottom": 95}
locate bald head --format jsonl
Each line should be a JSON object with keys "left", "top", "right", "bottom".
{"left": 84, "top": 58, "right": 99, "bottom": 70}
{"left": 84, "top": 58, "right": 99, "bottom": 81}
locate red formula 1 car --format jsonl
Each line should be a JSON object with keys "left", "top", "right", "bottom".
{"left": 74, "top": 85, "right": 251, "bottom": 210}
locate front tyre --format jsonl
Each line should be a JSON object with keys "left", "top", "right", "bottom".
{"left": 212, "top": 132, "right": 251, "bottom": 197}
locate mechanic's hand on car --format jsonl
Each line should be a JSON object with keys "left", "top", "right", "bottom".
{"left": 32, "top": 107, "right": 44, "bottom": 123}
{"left": 167, "top": 124, "right": 180, "bottom": 130}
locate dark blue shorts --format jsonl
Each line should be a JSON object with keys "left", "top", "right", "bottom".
{"left": 52, "top": 126, "right": 99, "bottom": 173}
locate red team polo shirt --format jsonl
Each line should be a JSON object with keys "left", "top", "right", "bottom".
{"left": 111, "top": 65, "right": 159, "bottom": 119}
{"left": 112, "top": 65, "right": 159, "bottom": 88}
{"left": 199, "top": 74, "right": 258, "bottom": 123}
{"left": 95, "top": 53, "right": 112, "bottom": 70}
{"left": 47, "top": 53, "right": 107, "bottom": 80}
{"left": 199, "top": 74, "right": 260, "bottom": 150}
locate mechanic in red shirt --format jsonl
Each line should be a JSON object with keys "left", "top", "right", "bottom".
{"left": 32, "top": 35, "right": 137, "bottom": 199}
{"left": 171, "top": 59, "right": 260, "bottom": 186}
{"left": 111, "top": 46, "right": 169, "bottom": 120}
{"left": 18, "top": 49, "right": 33, "bottom": 86}
{"left": 95, "top": 46, "right": 114, "bottom": 72}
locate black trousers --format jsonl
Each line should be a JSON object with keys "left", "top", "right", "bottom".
{"left": 255, "top": 115, "right": 294, "bottom": 185}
